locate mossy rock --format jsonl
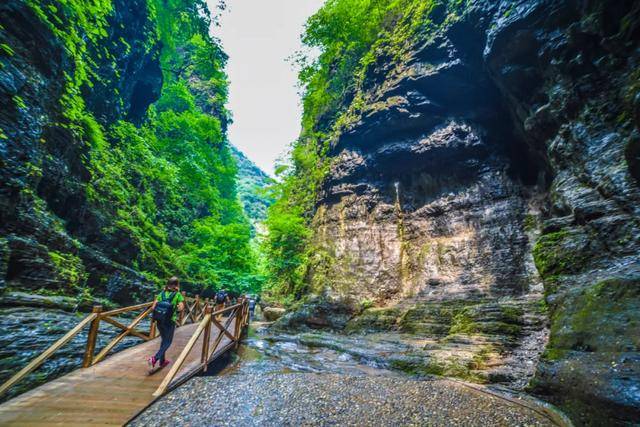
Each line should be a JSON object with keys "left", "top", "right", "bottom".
{"left": 398, "top": 304, "right": 456, "bottom": 335}
{"left": 389, "top": 357, "right": 445, "bottom": 377}
{"left": 389, "top": 352, "right": 490, "bottom": 384}
{"left": 345, "top": 307, "right": 404, "bottom": 333}
{"left": 532, "top": 230, "right": 590, "bottom": 277}
{"left": 547, "top": 276, "right": 640, "bottom": 353}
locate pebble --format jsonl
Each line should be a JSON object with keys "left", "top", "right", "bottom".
{"left": 130, "top": 373, "right": 558, "bottom": 426}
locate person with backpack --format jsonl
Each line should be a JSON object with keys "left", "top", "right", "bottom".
{"left": 247, "top": 295, "right": 256, "bottom": 320}
{"left": 148, "top": 276, "right": 185, "bottom": 370}
{"left": 214, "top": 289, "right": 228, "bottom": 320}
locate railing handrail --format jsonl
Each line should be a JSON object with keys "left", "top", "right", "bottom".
{"left": 152, "top": 312, "right": 212, "bottom": 397}
{"left": 152, "top": 299, "right": 250, "bottom": 397}
{"left": 0, "top": 296, "right": 250, "bottom": 399}
{"left": 101, "top": 301, "right": 154, "bottom": 317}
{"left": 0, "top": 312, "right": 98, "bottom": 396}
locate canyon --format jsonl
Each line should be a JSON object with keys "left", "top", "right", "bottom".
{"left": 1, "top": 0, "right": 639, "bottom": 425}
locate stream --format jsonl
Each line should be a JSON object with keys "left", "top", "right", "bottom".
{"left": 208, "top": 323, "right": 403, "bottom": 379}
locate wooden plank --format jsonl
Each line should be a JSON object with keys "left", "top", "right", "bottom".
{"left": 0, "top": 303, "right": 246, "bottom": 426}
{"left": 0, "top": 313, "right": 97, "bottom": 396}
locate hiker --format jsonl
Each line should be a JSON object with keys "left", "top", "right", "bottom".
{"left": 148, "top": 276, "right": 185, "bottom": 370}
{"left": 214, "top": 288, "right": 229, "bottom": 319}
{"left": 248, "top": 295, "right": 256, "bottom": 320}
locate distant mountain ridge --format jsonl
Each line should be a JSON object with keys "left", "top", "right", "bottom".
{"left": 230, "top": 145, "right": 272, "bottom": 228}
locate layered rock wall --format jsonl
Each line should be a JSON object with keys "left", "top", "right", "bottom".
{"left": 300, "top": 1, "right": 640, "bottom": 424}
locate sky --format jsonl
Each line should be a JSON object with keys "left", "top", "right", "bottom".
{"left": 209, "top": 0, "right": 325, "bottom": 175}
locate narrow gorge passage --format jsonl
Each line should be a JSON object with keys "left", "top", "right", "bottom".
{"left": 1, "top": 0, "right": 640, "bottom": 426}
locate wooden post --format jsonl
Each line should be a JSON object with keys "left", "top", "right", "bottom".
{"left": 194, "top": 295, "right": 200, "bottom": 320}
{"left": 82, "top": 305, "right": 102, "bottom": 368}
{"left": 201, "top": 305, "right": 212, "bottom": 372}
{"left": 244, "top": 300, "right": 249, "bottom": 326}
{"left": 233, "top": 306, "right": 242, "bottom": 348}
{"left": 179, "top": 291, "right": 187, "bottom": 325}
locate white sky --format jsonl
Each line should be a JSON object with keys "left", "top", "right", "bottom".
{"left": 209, "top": 0, "right": 325, "bottom": 175}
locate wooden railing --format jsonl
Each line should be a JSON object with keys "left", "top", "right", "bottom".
{"left": 0, "top": 292, "right": 212, "bottom": 397}
{"left": 152, "top": 298, "right": 249, "bottom": 396}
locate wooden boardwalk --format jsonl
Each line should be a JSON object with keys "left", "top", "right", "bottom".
{"left": 0, "top": 300, "right": 248, "bottom": 426}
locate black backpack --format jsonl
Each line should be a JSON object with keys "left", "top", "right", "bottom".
{"left": 215, "top": 291, "right": 226, "bottom": 304}
{"left": 153, "top": 291, "right": 176, "bottom": 324}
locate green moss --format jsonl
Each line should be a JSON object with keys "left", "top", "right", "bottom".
{"left": 0, "top": 43, "right": 14, "bottom": 56}
{"left": 359, "top": 298, "right": 374, "bottom": 311}
{"left": 390, "top": 352, "right": 490, "bottom": 384}
{"left": 12, "top": 95, "right": 26, "bottom": 109}
{"left": 540, "top": 348, "right": 568, "bottom": 361}
{"left": 500, "top": 305, "right": 524, "bottom": 324}
{"left": 449, "top": 307, "right": 477, "bottom": 334}
{"left": 532, "top": 230, "right": 588, "bottom": 277}
{"left": 547, "top": 277, "right": 640, "bottom": 353}
{"left": 345, "top": 307, "right": 404, "bottom": 333}
{"left": 522, "top": 214, "right": 538, "bottom": 232}
{"left": 48, "top": 251, "right": 87, "bottom": 291}
{"left": 390, "top": 358, "right": 445, "bottom": 377}
{"left": 469, "top": 345, "right": 494, "bottom": 370}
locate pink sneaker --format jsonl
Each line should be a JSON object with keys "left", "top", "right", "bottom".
{"left": 147, "top": 356, "right": 157, "bottom": 368}
{"left": 159, "top": 359, "right": 171, "bottom": 369}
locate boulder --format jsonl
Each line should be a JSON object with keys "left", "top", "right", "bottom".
{"left": 263, "top": 307, "right": 287, "bottom": 322}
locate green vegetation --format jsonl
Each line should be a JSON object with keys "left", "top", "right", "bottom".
{"left": 25, "top": 0, "right": 262, "bottom": 295}
{"left": 264, "top": 0, "right": 469, "bottom": 301}
{"left": 547, "top": 277, "right": 640, "bottom": 353}
{"left": 48, "top": 251, "right": 87, "bottom": 291}
{"left": 230, "top": 145, "right": 273, "bottom": 229}
{"left": 532, "top": 230, "right": 588, "bottom": 277}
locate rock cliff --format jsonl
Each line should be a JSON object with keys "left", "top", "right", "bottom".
{"left": 0, "top": 0, "right": 161, "bottom": 304}
{"left": 286, "top": 1, "right": 640, "bottom": 424}
{"left": 0, "top": 0, "right": 253, "bottom": 305}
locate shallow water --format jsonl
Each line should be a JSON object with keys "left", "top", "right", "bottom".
{"left": 209, "top": 323, "right": 401, "bottom": 378}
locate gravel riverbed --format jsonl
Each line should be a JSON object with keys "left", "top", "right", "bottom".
{"left": 131, "top": 373, "right": 558, "bottom": 426}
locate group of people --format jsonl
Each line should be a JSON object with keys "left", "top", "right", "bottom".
{"left": 147, "top": 277, "right": 257, "bottom": 371}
